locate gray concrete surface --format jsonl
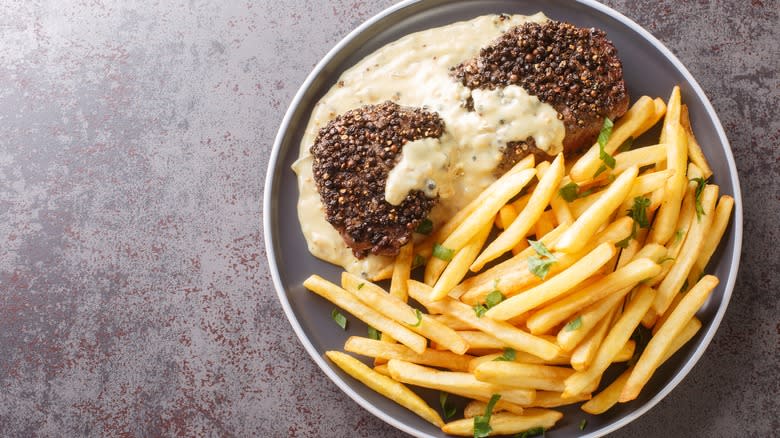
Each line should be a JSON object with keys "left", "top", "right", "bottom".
{"left": 0, "top": 0, "right": 777, "bottom": 436}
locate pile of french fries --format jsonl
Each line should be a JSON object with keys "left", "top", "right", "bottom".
{"left": 304, "top": 86, "right": 734, "bottom": 436}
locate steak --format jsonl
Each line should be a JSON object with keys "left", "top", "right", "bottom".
{"left": 452, "top": 19, "right": 629, "bottom": 172}
{"left": 310, "top": 101, "right": 444, "bottom": 259}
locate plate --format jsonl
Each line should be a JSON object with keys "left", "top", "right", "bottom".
{"left": 263, "top": 1, "right": 742, "bottom": 436}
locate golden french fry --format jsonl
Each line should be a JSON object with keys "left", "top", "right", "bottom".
{"left": 618, "top": 169, "right": 675, "bottom": 213}
{"left": 531, "top": 391, "right": 591, "bottom": 408}
{"left": 388, "top": 359, "right": 536, "bottom": 406}
{"left": 456, "top": 222, "right": 571, "bottom": 304}
{"left": 613, "top": 340, "right": 636, "bottom": 363}
{"left": 648, "top": 180, "right": 698, "bottom": 286}
{"left": 431, "top": 222, "right": 491, "bottom": 300}
{"left": 304, "top": 275, "right": 427, "bottom": 353}
{"left": 570, "top": 96, "right": 656, "bottom": 182}
{"left": 468, "top": 349, "right": 573, "bottom": 373}
{"left": 326, "top": 351, "right": 444, "bottom": 427}
{"left": 472, "top": 154, "right": 564, "bottom": 271}
{"left": 534, "top": 210, "right": 556, "bottom": 239}
{"left": 563, "top": 285, "right": 655, "bottom": 398}
{"left": 344, "top": 336, "right": 473, "bottom": 372}
{"left": 390, "top": 242, "right": 413, "bottom": 301}
{"left": 555, "top": 166, "right": 638, "bottom": 253}
{"left": 497, "top": 204, "right": 518, "bottom": 230}
{"left": 659, "top": 86, "right": 683, "bottom": 143}
{"left": 474, "top": 361, "right": 573, "bottom": 392}
{"left": 570, "top": 305, "right": 618, "bottom": 370}
{"left": 441, "top": 168, "right": 536, "bottom": 255}
{"left": 463, "top": 400, "right": 511, "bottom": 418}
{"left": 341, "top": 272, "right": 468, "bottom": 354}
{"left": 654, "top": 184, "right": 718, "bottom": 314}
{"left": 373, "top": 364, "right": 390, "bottom": 376}
{"left": 582, "top": 316, "right": 701, "bottom": 414}
{"left": 430, "top": 313, "right": 474, "bottom": 331}
{"left": 555, "top": 292, "right": 624, "bottom": 353}
{"left": 621, "top": 276, "right": 718, "bottom": 402}
{"left": 633, "top": 97, "right": 667, "bottom": 137}
{"left": 689, "top": 195, "right": 734, "bottom": 283}
{"left": 409, "top": 280, "right": 561, "bottom": 360}
{"left": 487, "top": 242, "right": 617, "bottom": 321}
{"left": 442, "top": 410, "right": 563, "bottom": 436}
{"left": 370, "top": 263, "right": 395, "bottom": 281}
{"left": 680, "top": 104, "right": 713, "bottom": 178}
{"left": 527, "top": 258, "right": 660, "bottom": 335}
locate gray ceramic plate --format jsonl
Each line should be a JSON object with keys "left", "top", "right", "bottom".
{"left": 264, "top": 1, "right": 743, "bottom": 436}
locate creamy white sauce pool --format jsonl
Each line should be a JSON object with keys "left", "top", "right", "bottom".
{"left": 292, "top": 13, "right": 565, "bottom": 278}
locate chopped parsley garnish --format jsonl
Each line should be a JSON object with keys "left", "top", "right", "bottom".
{"left": 412, "top": 254, "right": 426, "bottom": 269}
{"left": 516, "top": 426, "right": 546, "bottom": 438}
{"left": 691, "top": 177, "right": 709, "bottom": 221}
{"left": 357, "top": 282, "right": 365, "bottom": 290}
{"left": 473, "top": 304, "right": 488, "bottom": 318}
{"left": 558, "top": 182, "right": 580, "bottom": 202}
{"left": 331, "top": 309, "right": 347, "bottom": 330}
{"left": 485, "top": 290, "right": 505, "bottom": 308}
{"left": 433, "top": 243, "right": 455, "bottom": 261}
{"left": 594, "top": 118, "right": 616, "bottom": 177}
{"left": 439, "top": 392, "right": 457, "bottom": 420}
{"left": 474, "top": 394, "right": 501, "bottom": 438}
{"left": 493, "top": 347, "right": 516, "bottom": 362}
{"left": 407, "top": 309, "right": 423, "bottom": 327}
{"left": 579, "top": 419, "right": 588, "bottom": 431}
{"left": 416, "top": 218, "right": 433, "bottom": 235}
{"left": 616, "top": 196, "right": 652, "bottom": 248}
{"left": 674, "top": 228, "right": 685, "bottom": 244}
{"left": 565, "top": 316, "right": 583, "bottom": 331}
{"left": 367, "top": 326, "right": 381, "bottom": 340}
{"left": 527, "top": 239, "right": 557, "bottom": 279}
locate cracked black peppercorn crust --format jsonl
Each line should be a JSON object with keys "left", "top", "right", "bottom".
{"left": 311, "top": 101, "right": 444, "bottom": 259}
{"left": 453, "top": 20, "right": 629, "bottom": 172}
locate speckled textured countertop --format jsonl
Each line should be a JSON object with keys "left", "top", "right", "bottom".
{"left": 0, "top": 1, "right": 777, "bottom": 436}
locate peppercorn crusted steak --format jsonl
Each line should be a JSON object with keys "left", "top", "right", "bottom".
{"left": 310, "top": 101, "right": 445, "bottom": 259}
{"left": 453, "top": 20, "right": 629, "bottom": 172}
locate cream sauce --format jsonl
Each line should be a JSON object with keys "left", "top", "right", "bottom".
{"left": 292, "top": 13, "right": 565, "bottom": 278}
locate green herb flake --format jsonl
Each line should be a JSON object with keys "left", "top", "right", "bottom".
{"left": 439, "top": 392, "right": 457, "bottom": 420}
{"left": 407, "top": 308, "right": 423, "bottom": 327}
{"left": 594, "top": 164, "right": 608, "bottom": 178}
{"left": 331, "top": 309, "right": 347, "bottom": 330}
{"left": 357, "top": 282, "right": 365, "bottom": 290}
{"left": 618, "top": 196, "right": 652, "bottom": 248}
{"left": 529, "top": 239, "right": 555, "bottom": 259}
{"left": 485, "top": 290, "right": 505, "bottom": 309}
{"left": 579, "top": 419, "right": 588, "bottom": 431}
{"left": 416, "top": 218, "right": 433, "bottom": 235}
{"left": 596, "top": 117, "right": 616, "bottom": 172}
{"left": 691, "top": 177, "right": 709, "bottom": 221}
{"left": 558, "top": 182, "right": 580, "bottom": 202}
{"left": 493, "top": 347, "right": 516, "bottom": 362}
{"left": 615, "top": 234, "right": 632, "bottom": 249}
{"left": 367, "top": 326, "right": 381, "bottom": 340}
{"left": 473, "top": 394, "right": 501, "bottom": 438}
{"left": 412, "top": 254, "right": 426, "bottom": 269}
{"left": 674, "top": 228, "right": 685, "bottom": 244}
{"left": 433, "top": 243, "right": 455, "bottom": 261}
{"left": 527, "top": 239, "right": 557, "bottom": 279}
{"left": 474, "top": 304, "right": 488, "bottom": 318}
{"left": 565, "top": 316, "right": 583, "bottom": 332}
{"left": 516, "top": 426, "right": 546, "bottom": 438}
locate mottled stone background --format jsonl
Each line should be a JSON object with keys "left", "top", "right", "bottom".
{"left": 0, "top": 0, "right": 777, "bottom": 437}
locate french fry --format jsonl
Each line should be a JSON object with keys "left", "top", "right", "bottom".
{"left": 441, "top": 168, "right": 536, "bottom": 256}
{"left": 555, "top": 292, "right": 625, "bottom": 353}
{"left": 497, "top": 204, "right": 518, "bottom": 230}
{"left": 304, "top": 275, "right": 427, "bottom": 353}
{"left": 570, "top": 96, "right": 656, "bottom": 182}
{"left": 464, "top": 400, "right": 510, "bottom": 418}
{"left": 472, "top": 154, "right": 564, "bottom": 271}
{"left": 653, "top": 184, "right": 718, "bottom": 314}
{"left": 370, "top": 263, "right": 395, "bottom": 282}
{"left": 442, "top": 410, "right": 563, "bottom": 436}
{"left": 449, "top": 331, "right": 506, "bottom": 351}
{"left": 569, "top": 306, "right": 618, "bottom": 370}
{"left": 526, "top": 258, "right": 661, "bottom": 335}
{"left": 325, "top": 351, "right": 444, "bottom": 427}
{"left": 373, "top": 364, "right": 390, "bottom": 376}
{"left": 621, "top": 276, "right": 718, "bottom": 402}
{"left": 409, "top": 280, "right": 561, "bottom": 360}
{"left": 539, "top": 162, "right": 575, "bottom": 225}
{"left": 487, "top": 243, "right": 618, "bottom": 321}
{"left": 689, "top": 195, "right": 734, "bottom": 283}
{"left": 611, "top": 144, "right": 668, "bottom": 176}
{"left": 390, "top": 242, "right": 413, "bottom": 301}
{"left": 431, "top": 222, "right": 491, "bottom": 300}
{"left": 341, "top": 272, "right": 468, "bottom": 354}
{"left": 618, "top": 169, "right": 675, "bottom": 213}
{"left": 581, "top": 316, "right": 701, "bottom": 414}
{"left": 648, "top": 180, "right": 698, "bottom": 287}
{"left": 430, "top": 313, "right": 474, "bottom": 331}
{"left": 680, "top": 104, "right": 713, "bottom": 178}
{"left": 468, "top": 350, "right": 573, "bottom": 373}
{"left": 563, "top": 285, "right": 655, "bottom": 398}
{"left": 344, "top": 336, "right": 473, "bottom": 372}
{"left": 531, "top": 391, "right": 591, "bottom": 408}
{"left": 632, "top": 97, "right": 667, "bottom": 137}
{"left": 534, "top": 210, "right": 556, "bottom": 239}
{"left": 474, "top": 361, "right": 573, "bottom": 392}
{"left": 388, "top": 359, "right": 536, "bottom": 406}
{"left": 554, "top": 166, "right": 638, "bottom": 253}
